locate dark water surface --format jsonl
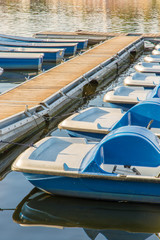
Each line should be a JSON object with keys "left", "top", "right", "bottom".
{"left": 0, "top": 1, "right": 160, "bottom": 239}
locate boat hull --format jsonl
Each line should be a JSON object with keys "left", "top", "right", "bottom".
{"left": 0, "top": 56, "right": 43, "bottom": 70}
{"left": 41, "top": 50, "right": 64, "bottom": 62}
{"left": 0, "top": 46, "right": 65, "bottom": 62}
{"left": 0, "top": 52, "right": 44, "bottom": 70}
{"left": 67, "top": 129, "right": 106, "bottom": 141}
{"left": 0, "top": 41, "right": 77, "bottom": 57}
{"left": 0, "top": 34, "right": 88, "bottom": 50}
{"left": 24, "top": 173, "right": 160, "bottom": 204}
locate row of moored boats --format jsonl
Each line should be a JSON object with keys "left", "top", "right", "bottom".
{"left": 12, "top": 40, "right": 160, "bottom": 204}
{"left": 0, "top": 33, "right": 88, "bottom": 72}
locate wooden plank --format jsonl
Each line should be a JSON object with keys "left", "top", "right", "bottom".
{"left": 0, "top": 36, "right": 141, "bottom": 120}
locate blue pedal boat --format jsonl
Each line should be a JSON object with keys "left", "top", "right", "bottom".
{"left": 144, "top": 54, "right": 160, "bottom": 63}
{"left": 134, "top": 62, "right": 160, "bottom": 74}
{"left": 154, "top": 44, "right": 160, "bottom": 51}
{"left": 0, "top": 52, "right": 44, "bottom": 70}
{"left": 0, "top": 46, "right": 65, "bottom": 63}
{"left": 59, "top": 107, "right": 124, "bottom": 140}
{"left": 124, "top": 72, "right": 160, "bottom": 88}
{"left": 0, "top": 41, "right": 77, "bottom": 57}
{"left": 0, "top": 33, "right": 88, "bottom": 51}
{"left": 12, "top": 125, "right": 160, "bottom": 203}
{"left": 103, "top": 84, "right": 160, "bottom": 108}
{"left": 58, "top": 99, "right": 160, "bottom": 141}
{"left": 13, "top": 188, "right": 160, "bottom": 234}
{"left": 152, "top": 49, "right": 160, "bottom": 55}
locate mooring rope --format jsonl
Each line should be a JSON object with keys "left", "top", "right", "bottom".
{"left": 0, "top": 140, "right": 37, "bottom": 148}
{"left": 0, "top": 208, "right": 15, "bottom": 211}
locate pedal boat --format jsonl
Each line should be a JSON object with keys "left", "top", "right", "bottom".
{"left": 58, "top": 99, "right": 160, "bottom": 140}
{"left": 134, "top": 62, "right": 160, "bottom": 74}
{"left": 152, "top": 49, "right": 160, "bottom": 55}
{"left": 154, "top": 44, "right": 160, "bottom": 51}
{"left": 103, "top": 84, "right": 160, "bottom": 108}
{"left": 12, "top": 125, "right": 160, "bottom": 203}
{"left": 124, "top": 72, "right": 160, "bottom": 88}
{"left": 59, "top": 107, "right": 124, "bottom": 140}
{"left": 144, "top": 54, "right": 160, "bottom": 63}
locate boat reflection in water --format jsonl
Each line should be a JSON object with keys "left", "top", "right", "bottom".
{"left": 13, "top": 188, "right": 160, "bottom": 240}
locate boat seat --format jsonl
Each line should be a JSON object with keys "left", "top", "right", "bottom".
{"left": 150, "top": 127, "right": 160, "bottom": 136}
{"left": 101, "top": 163, "right": 160, "bottom": 177}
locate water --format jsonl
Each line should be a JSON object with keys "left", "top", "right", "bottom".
{"left": 0, "top": 0, "right": 160, "bottom": 239}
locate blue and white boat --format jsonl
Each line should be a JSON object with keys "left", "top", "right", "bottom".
{"left": 134, "top": 62, "right": 160, "bottom": 74}
{"left": 0, "top": 41, "right": 77, "bottom": 57}
{"left": 152, "top": 49, "right": 160, "bottom": 55}
{"left": 144, "top": 54, "right": 160, "bottom": 63}
{"left": 0, "top": 52, "right": 44, "bottom": 70}
{"left": 12, "top": 125, "right": 160, "bottom": 203}
{"left": 59, "top": 107, "right": 124, "bottom": 140}
{"left": 13, "top": 188, "right": 160, "bottom": 235}
{"left": 0, "top": 33, "right": 88, "bottom": 51}
{"left": 144, "top": 40, "right": 155, "bottom": 51}
{"left": 124, "top": 72, "right": 160, "bottom": 88}
{"left": 0, "top": 46, "right": 65, "bottom": 63}
{"left": 103, "top": 84, "right": 160, "bottom": 108}
{"left": 59, "top": 99, "right": 160, "bottom": 140}
{"left": 154, "top": 44, "right": 160, "bottom": 51}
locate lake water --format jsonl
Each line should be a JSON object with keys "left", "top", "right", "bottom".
{"left": 0, "top": 1, "right": 160, "bottom": 240}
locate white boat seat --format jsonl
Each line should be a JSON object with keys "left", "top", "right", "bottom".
{"left": 150, "top": 127, "right": 160, "bottom": 137}
{"left": 101, "top": 163, "right": 160, "bottom": 177}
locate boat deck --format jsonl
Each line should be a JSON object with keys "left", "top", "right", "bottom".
{"left": 0, "top": 36, "right": 141, "bottom": 121}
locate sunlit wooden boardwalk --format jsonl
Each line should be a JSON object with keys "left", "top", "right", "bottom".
{"left": 0, "top": 35, "right": 142, "bottom": 121}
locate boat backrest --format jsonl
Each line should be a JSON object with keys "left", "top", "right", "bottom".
{"left": 112, "top": 99, "right": 160, "bottom": 130}
{"left": 146, "top": 84, "right": 160, "bottom": 99}
{"left": 81, "top": 126, "right": 160, "bottom": 173}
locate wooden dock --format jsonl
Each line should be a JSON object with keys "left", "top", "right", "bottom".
{"left": 0, "top": 36, "right": 142, "bottom": 121}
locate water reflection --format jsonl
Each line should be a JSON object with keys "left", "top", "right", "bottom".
{"left": 13, "top": 188, "right": 160, "bottom": 240}
{"left": 0, "top": 57, "right": 57, "bottom": 94}
{"left": 0, "top": 0, "right": 160, "bottom": 35}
